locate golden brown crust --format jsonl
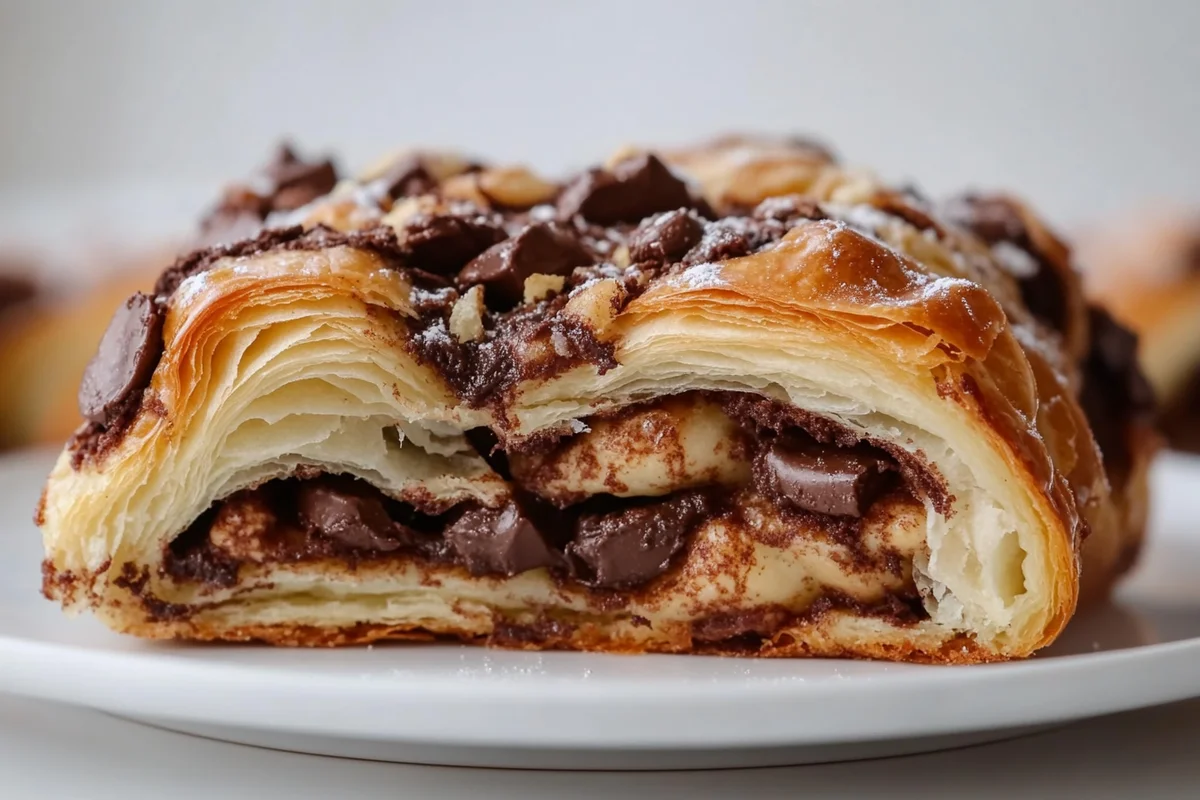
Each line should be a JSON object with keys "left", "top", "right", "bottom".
{"left": 101, "top": 601, "right": 996, "bottom": 664}
{"left": 662, "top": 135, "right": 846, "bottom": 209}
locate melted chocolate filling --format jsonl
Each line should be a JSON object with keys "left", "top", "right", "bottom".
{"left": 160, "top": 393, "right": 933, "bottom": 614}
{"left": 162, "top": 476, "right": 713, "bottom": 592}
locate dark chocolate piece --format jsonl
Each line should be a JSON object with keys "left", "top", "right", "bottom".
{"left": 262, "top": 143, "right": 339, "bottom": 210}
{"left": 196, "top": 207, "right": 268, "bottom": 247}
{"left": 296, "top": 478, "right": 409, "bottom": 552}
{"left": 718, "top": 391, "right": 950, "bottom": 515}
{"left": 445, "top": 502, "right": 560, "bottom": 576}
{"left": 556, "top": 154, "right": 694, "bottom": 225}
{"left": 944, "top": 194, "right": 1067, "bottom": 333}
{"left": 374, "top": 155, "right": 437, "bottom": 200}
{"left": 871, "top": 195, "right": 941, "bottom": 235}
{"left": 1079, "top": 305, "right": 1156, "bottom": 475}
{"left": 77, "top": 292, "right": 165, "bottom": 425}
{"left": 752, "top": 195, "right": 825, "bottom": 223}
{"left": 949, "top": 195, "right": 1026, "bottom": 243}
{"left": 402, "top": 212, "right": 507, "bottom": 275}
{"left": 754, "top": 440, "right": 894, "bottom": 517}
{"left": 683, "top": 223, "right": 751, "bottom": 265}
{"left": 458, "top": 222, "right": 592, "bottom": 308}
{"left": 198, "top": 144, "right": 338, "bottom": 243}
{"left": 627, "top": 209, "right": 705, "bottom": 264}
{"left": 566, "top": 491, "right": 711, "bottom": 589}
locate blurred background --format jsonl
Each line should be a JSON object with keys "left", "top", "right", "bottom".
{"left": 1, "top": 0, "right": 1198, "bottom": 447}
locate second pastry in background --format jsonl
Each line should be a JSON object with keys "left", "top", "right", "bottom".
{"left": 1078, "top": 211, "right": 1200, "bottom": 454}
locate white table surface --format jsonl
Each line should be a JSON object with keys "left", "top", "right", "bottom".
{"left": 2, "top": 693, "right": 1196, "bottom": 799}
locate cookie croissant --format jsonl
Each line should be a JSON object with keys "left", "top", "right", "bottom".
{"left": 37, "top": 138, "right": 1152, "bottom": 661}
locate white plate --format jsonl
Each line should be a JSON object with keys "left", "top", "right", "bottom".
{"left": 2, "top": 449, "right": 1200, "bottom": 770}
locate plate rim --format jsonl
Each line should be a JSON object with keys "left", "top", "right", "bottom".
{"left": 4, "top": 628, "right": 1200, "bottom": 748}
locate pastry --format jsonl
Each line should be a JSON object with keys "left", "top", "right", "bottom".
{"left": 942, "top": 195, "right": 1157, "bottom": 601}
{"left": 37, "top": 140, "right": 1150, "bottom": 661}
{"left": 1077, "top": 210, "right": 1200, "bottom": 453}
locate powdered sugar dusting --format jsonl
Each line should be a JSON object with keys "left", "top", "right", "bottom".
{"left": 264, "top": 207, "right": 315, "bottom": 229}
{"left": 991, "top": 241, "right": 1039, "bottom": 279}
{"left": 410, "top": 285, "right": 456, "bottom": 306}
{"left": 568, "top": 263, "right": 624, "bottom": 297}
{"left": 909, "top": 270, "right": 976, "bottom": 301}
{"left": 825, "top": 203, "right": 899, "bottom": 238}
{"left": 415, "top": 318, "right": 452, "bottom": 346}
{"left": 669, "top": 262, "right": 727, "bottom": 290}
{"left": 174, "top": 270, "right": 212, "bottom": 306}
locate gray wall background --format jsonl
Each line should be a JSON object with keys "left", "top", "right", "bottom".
{"left": 1, "top": 0, "right": 1197, "bottom": 249}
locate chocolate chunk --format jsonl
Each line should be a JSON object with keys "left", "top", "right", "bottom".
{"left": 567, "top": 491, "right": 711, "bottom": 589}
{"left": 872, "top": 195, "right": 940, "bottom": 234}
{"left": 445, "top": 502, "right": 560, "bottom": 576}
{"left": 683, "top": 224, "right": 751, "bottom": 265}
{"left": 1087, "top": 307, "right": 1150, "bottom": 410}
{"left": 263, "top": 143, "right": 339, "bottom": 210}
{"left": 375, "top": 155, "right": 437, "bottom": 200}
{"left": 197, "top": 208, "right": 268, "bottom": 247}
{"left": 752, "top": 195, "right": 825, "bottom": 224}
{"left": 198, "top": 185, "right": 272, "bottom": 244}
{"left": 754, "top": 440, "right": 895, "bottom": 517}
{"left": 458, "top": 222, "right": 592, "bottom": 308}
{"left": 1079, "top": 306, "right": 1156, "bottom": 474}
{"left": 950, "top": 195, "right": 1027, "bottom": 244}
{"left": 628, "top": 209, "right": 705, "bottom": 264}
{"left": 296, "top": 478, "right": 409, "bottom": 552}
{"left": 78, "top": 292, "right": 165, "bottom": 425}
{"left": 402, "top": 212, "right": 507, "bottom": 275}
{"left": 1017, "top": 264, "right": 1068, "bottom": 334}
{"left": 198, "top": 143, "right": 338, "bottom": 240}
{"left": 557, "top": 154, "right": 694, "bottom": 225}
{"left": 945, "top": 194, "right": 1069, "bottom": 332}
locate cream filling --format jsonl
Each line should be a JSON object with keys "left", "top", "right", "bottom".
{"left": 508, "top": 394, "right": 750, "bottom": 502}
